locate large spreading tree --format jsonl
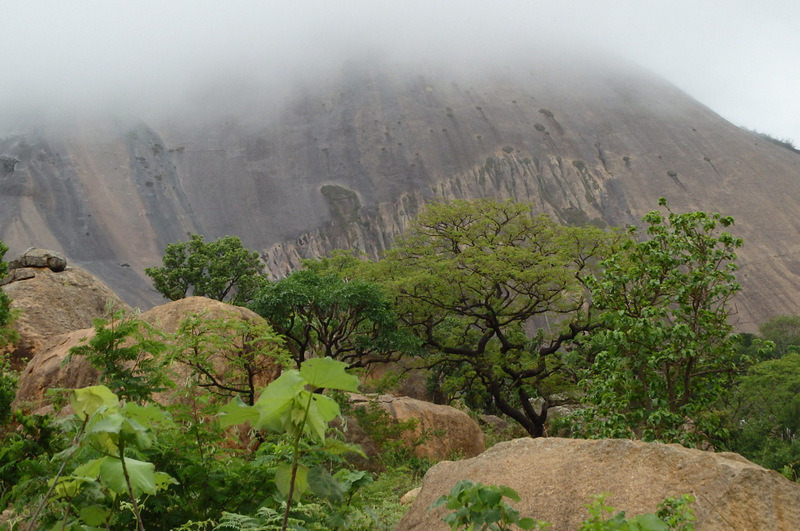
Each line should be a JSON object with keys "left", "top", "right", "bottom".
{"left": 374, "top": 199, "right": 620, "bottom": 437}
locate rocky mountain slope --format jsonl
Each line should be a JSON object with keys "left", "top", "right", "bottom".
{"left": 1, "top": 60, "right": 799, "bottom": 330}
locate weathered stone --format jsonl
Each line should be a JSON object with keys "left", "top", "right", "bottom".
{"left": 1, "top": 265, "right": 131, "bottom": 370}
{"left": 9, "top": 248, "right": 67, "bottom": 272}
{"left": 348, "top": 394, "right": 484, "bottom": 461}
{"left": 13, "top": 296, "right": 282, "bottom": 412}
{"left": 397, "top": 437, "right": 800, "bottom": 531}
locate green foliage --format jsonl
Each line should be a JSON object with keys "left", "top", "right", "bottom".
{"left": 0, "top": 240, "right": 18, "bottom": 349}
{"left": 719, "top": 352, "right": 800, "bottom": 480}
{"left": 250, "top": 268, "right": 419, "bottom": 369}
{"left": 0, "top": 353, "right": 16, "bottom": 426}
{"left": 220, "top": 356, "right": 363, "bottom": 530}
{"left": 430, "top": 480, "right": 546, "bottom": 530}
{"left": 146, "top": 234, "right": 264, "bottom": 305}
{"left": 572, "top": 199, "right": 743, "bottom": 444}
{"left": 68, "top": 310, "right": 171, "bottom": 403}
{"left": 167, "top": 311, "right": 289, "bottom": 405}
{"left": 430, "top": 485, "right": 694, "bottom": 531}
{"left": 26, "top": 385, "right": 177, "bottom": 530}
{"left": 376, "top": 199, "right": 619, "bottom": 437}
{"left": 757, "top": 315, "right": 800, "bottom": 358}
{"left": 579, "top": 493, "right": 695, "bottom": 531}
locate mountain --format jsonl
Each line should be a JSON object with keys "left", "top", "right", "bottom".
{"left": 1, "top": 59, "right": 799, "bottom": 330}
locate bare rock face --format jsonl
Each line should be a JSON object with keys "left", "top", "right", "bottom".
{"left": 14, "top": 328, "right": 99, "bottom": 412}
{"left": 349, "top": 394, "right": 484, "bottom": 461}
{"left": 397, "top": 437, "right": 800, "bottom": 531}
{"left": 7, "top": 248, "right": 67, "bottom": 272}
{"left": 13, "top": 296, "right": 282, "bottom": 411}
{"left": 1, "top": 264, "right": 131, "bottom": 370}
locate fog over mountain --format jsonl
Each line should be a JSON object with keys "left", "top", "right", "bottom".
{"left": 2, "top": 1, "right": 800, "bottom": 332}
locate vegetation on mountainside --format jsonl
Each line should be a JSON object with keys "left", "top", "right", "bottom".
{"left": 7, "top": 195, "right": 800, "bottom": 528}
{"left": 145, "top": 234, "right": 263, "bottom": 305}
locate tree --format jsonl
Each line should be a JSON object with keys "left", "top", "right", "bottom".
{"left": 0, "top": 240, "right": 18, "bottom": 349}
{"left": 68, "top": 311, "right": 171, "bottom": 403}
{"left": 168, "top": 311, "right": 289, "bottom": 406}
{"left": 573, "top": 199, "right": 744, "bottom": 444}
{"left": 145, "top": 234, "right": 263, "bottom": 306}
{"left": 758, "top": 315, "right": 800, "bottom": 358}
{"left": 721, "top": 352, "right": 800, "bottom": 481}
{"left": 375, "top": 199, "right": 619, "bottom": 437}
{"left": 250, "top": 269, "right": 418, "bottom": 369}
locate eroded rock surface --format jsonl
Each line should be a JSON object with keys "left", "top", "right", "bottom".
{"left": 1, "top": 264, "right": 130, "bottom": 370}
{"left": 397, "top": 437, "right": 800, "bottom": 531}
{"left": 348, "top": 393, "right": 484, "bottom": 461}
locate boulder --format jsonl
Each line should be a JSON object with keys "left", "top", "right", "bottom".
{"left": 14, "top": 328, "right": 100, "bottom": 412}
{"left": 1, "top": 265, "right": 131, "bottom": 370}
{"left": 348, "top": 394, "right": 484, "bottom": 461}
{"left": 13, "top": 296, "right": 282, "bottom": 411}
{"left": 396, "top": 437, "right": 800, "bottom": 531}
{"left": 8, "top": 248, "right": 67, "bottom": 272}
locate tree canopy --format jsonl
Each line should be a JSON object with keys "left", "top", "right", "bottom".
{"left": 0, "top": 240, "right": 17, "bottom": 349}
{"left": 250, "top": 269, "right": 418, "bottom": 369}
{"left": 572, "top": 200, "right": 743, "bottom": 444}
{"left": 145, "top": 235, "right": 263, "bottom": 306}
{"left": 374, "top": 199, "right": 620, "bottom": 437}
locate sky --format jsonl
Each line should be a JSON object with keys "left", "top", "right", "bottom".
{"left": 2, "top": 0, "right": 799, "bottom": 144}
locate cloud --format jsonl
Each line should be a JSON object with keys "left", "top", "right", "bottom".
{"left": 2, "top": 1, "right": 798, "bottom": 142}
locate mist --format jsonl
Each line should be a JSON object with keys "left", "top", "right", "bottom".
{"left": 2, "top": 0, "right": 799, "bottom": 143}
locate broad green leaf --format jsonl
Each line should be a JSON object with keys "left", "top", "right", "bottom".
{"left": 274, "top": 462, "right": 309, "bottom": 502}
{"left": 299, "top": 357, "right": 360, "bottom": 392}
{"left": 123, "top": 402, "right": 169, "bottom": 426}
{"left": 312, "top": 393, "right": 341, "bottom": 423}
{"left": 73, "top": 458, "right": 104, "bottom": 479}
{"left": 325, "top": 438, "right": 367, "bottom": 458}
{"left": 79, "top": 505, "right": 112, "bottom": 526}
{"left": 99, "top": 456, "right": 157, "bottom": 496}
{"left": 71, "top": 385, "right": 118, "bottom": 419}
{"left": 51, "top": 475, "right": 97, "bottom": 499}
{"left": 218, "top": 395, "right": 259, "bottom": 428}
{"left": 253, "top": 370, "right": 307, "bottom": 431}
{"left": 633, "top": 513, "right": 670, "bottom": 531}
{"left": 154, "top": 471, "right": 179, "bottom": 490}
{"left": 308, "top": 466, "right": 345, "bottom": 503}
{"left": 333, "top": 469, "right": 373, "bottom": 492}
{"left": 88, "top": 412, "right": 126, "bottom": 435}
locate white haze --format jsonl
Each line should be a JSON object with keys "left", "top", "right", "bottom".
{"left": 2, "top": 0, "right": 799, "bottom": 144}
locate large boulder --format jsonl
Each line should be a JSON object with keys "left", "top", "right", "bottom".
{"left": 397, "top": 437, "right": 800, "bottom": 530}
{"left": 348, "top": 394, "right": 484, "bottom": 461}
{"left": 1, "top": 264, "right": 131, "bottom": 370}
{"left": 7, "top": 248, "right": 67, "bottom": 272}
{"left": 14, "top": 296, "right": 282, "bottom": 411}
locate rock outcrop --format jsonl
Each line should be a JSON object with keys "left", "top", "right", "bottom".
{"left": 397, "top": 437, "right": 800, "bottom": 531}
{"left": 1, "top": 257, "right": 130, "bottom": 370}
{"left": 348, "top": 394, "right": 484, "bottom": 461}
{"left": 14, "top": 296, "right": 282, "bottom": 412}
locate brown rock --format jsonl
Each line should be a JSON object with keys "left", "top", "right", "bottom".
{"left": 397, "top": 437, "right": 800, "bottom": 531}
{"left": 13, "top": 296, "right": 282, "bottom": 411}
{"left": 2, "top": 265, "right": 131, "bottom": 370}
{"left": 137, "top": 296, "right": 283, "bottom": 402}
{"left": 8, "top": 248, "right": 67, "bottom": 272}
{"left": 349, "top": 394, "right": 484, "bottom": 461}
{"left": 14, "top": 328, "right": 99, "bottom": 412}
